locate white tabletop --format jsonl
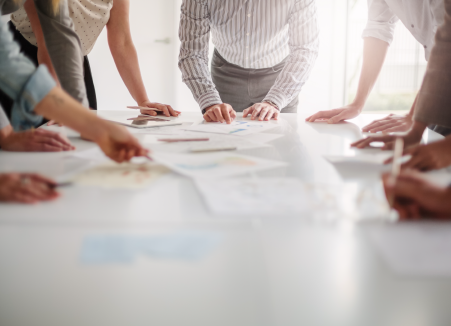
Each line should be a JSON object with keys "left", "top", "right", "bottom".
{"left": 1, "top": 111, "right": 450, "bottom": 326}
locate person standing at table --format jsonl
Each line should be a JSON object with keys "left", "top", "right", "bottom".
{"left": 352, "top": 0, "right": 451, "bottom": 173}
{"left": 306, "top": 0, "right": 445, "bottom": 134}
{"left": 179, "top": 0, "right": 319, "bottom": 124}
{"left": 0, "top": 1, "right": 148, "bottom": 204}
{"left": 6, "top": 0, "right": 179, "bottom": 119}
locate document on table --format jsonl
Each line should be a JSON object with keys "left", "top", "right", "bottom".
{"left": 70, "top": 147, "right": 111, "bottom": 163}
{"left": 81, "top": 231, "right": 223, "bottom": 264}
{"left": 324, "top": 152, "right": 394, "bottom": 165}
{"left": 70, "top": 162, "right": 170, "bottom": 189}
{"left": 367, "top": 224, "right": 451, "bottom": 277}
{"left": 187, "top": 120, "right": 279, "bottom": 136}
{"left": 195, "top": 178, "right": 391, "bottom": 219}
{"left": 152, "top": 152, "right": 287, "bottom": 179}
{"left": 148, "top": 132, "right": 271, "bottom": 154}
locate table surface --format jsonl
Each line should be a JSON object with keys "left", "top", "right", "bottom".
{"left": 0, "top": 111, "right": 450, "bottom": 326}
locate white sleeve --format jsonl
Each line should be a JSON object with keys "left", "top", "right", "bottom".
{"left": 361, "top": 0, "right": 399, "bottom": 45}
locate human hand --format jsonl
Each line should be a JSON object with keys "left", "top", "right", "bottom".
{"left": 0, "top": 173, "right": 60, "bottom": 204}
{"left": 362, "top": 114, "right": 413, "bottom": 133}
{"left": 351, "top": 128, "right": 423, "bottom": 150}
{"left": 243, "top": 102, "right": 280, "bottom": 121}
{"left": 203, "top": 103, "right": 237, "bottom": 124}
{"left": 384, "top": 137, "right": 451, "bottom": 171}
{"left": 47, "top": 120, "right": 63, "bottom": 126}
{"left": 305, "top": 103, "right": 362, "bottom": 124}
{"left": 0, "top": 127, "right": 74, "bottom": 152}
{"left": 382, "top": 171, "right": 451, "bottom": 220}
{"left": 139, "top": 101, "right": 180, "bottom": 117}
{"left": 92, "top": 121, "right": 149, "bottom": 163}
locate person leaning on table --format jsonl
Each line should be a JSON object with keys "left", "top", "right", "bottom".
{"left": 178, "top": 0, "right": 319, "bottom": 124}
{"left": 0, "top": 0, "right": 90, "bottom": 122}
{"left": 307, "top": 0, "right": 446, "bottom": 135}
{"left": 381, "top": 0, "right": 451, "bottom": 220}
{"left": 7, "top": 0, "right": 179, "bottom": 118}
{"left": 352, "top": 0, "right": 451, "bottom": 173}
{"left": 0, "top": 0, "right": 148, "bottom": 204}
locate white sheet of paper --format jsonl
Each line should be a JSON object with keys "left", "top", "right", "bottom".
{"left": 71, "top": 162, "right": 170, "bottom": 189}
{"left": 147, "top": 132, "right": 270, "bottom": 154}
{"left": 367, "top": 224, "right": 451, "bottom": 277}
{"left": 325, "top": 152, "right": 394, "bottom": 165}
{"left": 70, "top": 147, "right": 111, "bottom": 163}
{"left": 195, "top": 178, "right": 390, "bottom": 218}
{"left": 187, "top": 120, "right": 279, "bottom": 136}
{"left": 243, "top": 133, "right": 284, "bottom": 144}
{"left": 152, "top": 152, "right": 287, "bottom": 179}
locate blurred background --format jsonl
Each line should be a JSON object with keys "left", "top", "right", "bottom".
{"left": 89, "top": 0, "right": 426, "bottom": 115}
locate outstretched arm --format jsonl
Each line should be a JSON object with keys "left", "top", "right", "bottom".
{"left": 106, "top": 0, "right": 179, "bottom": 117}
{"left": 306, "top": 37, "right": 388, "bottom": 123}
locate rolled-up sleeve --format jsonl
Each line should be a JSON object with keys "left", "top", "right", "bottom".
{"left": 0, "top": 15, "right": 56, "bottom": 130}
{"left": 361, "top": 0, "right": 399, "bottom": 45}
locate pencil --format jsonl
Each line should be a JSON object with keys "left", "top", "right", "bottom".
{"left": 388, "top": 137, "right": 404, "bottom": 208}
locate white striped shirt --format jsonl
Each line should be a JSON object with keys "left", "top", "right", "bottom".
{"left": 178, "top": 0, "right": 319, "bottom": 111}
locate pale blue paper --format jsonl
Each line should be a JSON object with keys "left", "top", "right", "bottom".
{"left": 81, "top": 232, "right": 223, "bottom": 264}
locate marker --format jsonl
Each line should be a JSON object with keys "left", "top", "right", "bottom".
{"left": 190, "top": 146, "right": 237, "bottom": 153}
{"left": 158, "top": 138, "right": 209, "bottom": 143}
{"left": 388, "top": 137, "right": 404, "bottom": 208}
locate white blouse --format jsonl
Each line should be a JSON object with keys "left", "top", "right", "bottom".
{"left": 11, "top": 0, "right": 113, "bottom": 56}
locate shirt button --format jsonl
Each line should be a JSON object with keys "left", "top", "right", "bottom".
{"left": 411, "top": 24, "right": 414, "bottom": 28}
{"left": 424, "top": 45, "right": 427, "bottom": 49}
{"left": 248, "top": 14, "right": 251, "bottom": 17}
{"left": 246, "top": 33, "right": 250, "bottom": 36}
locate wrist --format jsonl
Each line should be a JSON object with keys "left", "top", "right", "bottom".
{"left": 263, "top": 101, "right": 280, "bottom": 111}
{"left": 0, "top": 125, "right": 13, "bottom": 146}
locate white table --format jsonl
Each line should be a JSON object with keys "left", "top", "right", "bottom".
{"left": 0, "top": 111, "right": 450, "bottom": 326}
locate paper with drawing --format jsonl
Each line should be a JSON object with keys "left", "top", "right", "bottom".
{"left": 152, "top": 152, "right": 287, "bottom": 179}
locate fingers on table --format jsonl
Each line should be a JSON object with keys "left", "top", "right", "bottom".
{"left": 305, "top": 110, "right": 336, "bottom": 123}
{"left": 221, "top": 106, "right": 232, "bottom": 124}
{"left": 141, "top": 109, "right": 158, "bottom": 116}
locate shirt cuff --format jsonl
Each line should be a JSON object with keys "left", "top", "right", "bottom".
{"left": 0, "top": 107, "right": 10, "bottom": 130}
{"left": 11, "top": 65, "right": 56, "bottom": 131}
{"left": 362, "top": 22, "right": 396, "bottom": 45}
{"left": 198, "top": 92, "right": 223, "bottom": 112}
{"left": 263, "top": 93, "right": 286, "bottom": 112}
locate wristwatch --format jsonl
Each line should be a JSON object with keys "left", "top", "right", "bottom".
{"left": 263, "top": 101, "right": 280, "bottom": 111}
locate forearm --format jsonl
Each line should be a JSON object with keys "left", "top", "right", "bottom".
{"left": 179, "top": 2, "right": 221, "bottom": 110}
{"left": 353, "top": 37, "right": 389, "bottom": 108}
{"left": 34, "top": 87, "right": 108, "bottom": 141}
{"left": 109, "top": 42, "right": 148, "bottom": 104}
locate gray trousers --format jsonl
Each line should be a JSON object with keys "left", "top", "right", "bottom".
{"left": 210, "top": 49, "right": 298, "bottom": 113}
{"left": 34, "top": 0, "right": 88, "bottom": 107}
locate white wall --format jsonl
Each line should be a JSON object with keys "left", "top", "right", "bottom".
{"left": 89, "top": 0, "right": 348, "bottom": 114}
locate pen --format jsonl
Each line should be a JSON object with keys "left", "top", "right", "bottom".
{"left": 388, "top": 137, "right": 404, "bottom": 208}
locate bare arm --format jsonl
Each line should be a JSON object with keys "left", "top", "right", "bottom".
{"left": 24, "top": 0, "right": 60, "bottom": 85}
{"left": 306, "top": 37, "right": 389, "bottom": 123}
{"left": 106, "top": 0, "right": 178, "bottom": 117}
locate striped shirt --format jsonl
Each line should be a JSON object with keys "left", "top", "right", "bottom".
{"left": 178, "top": 0, "right": 319, "bottom": 111}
